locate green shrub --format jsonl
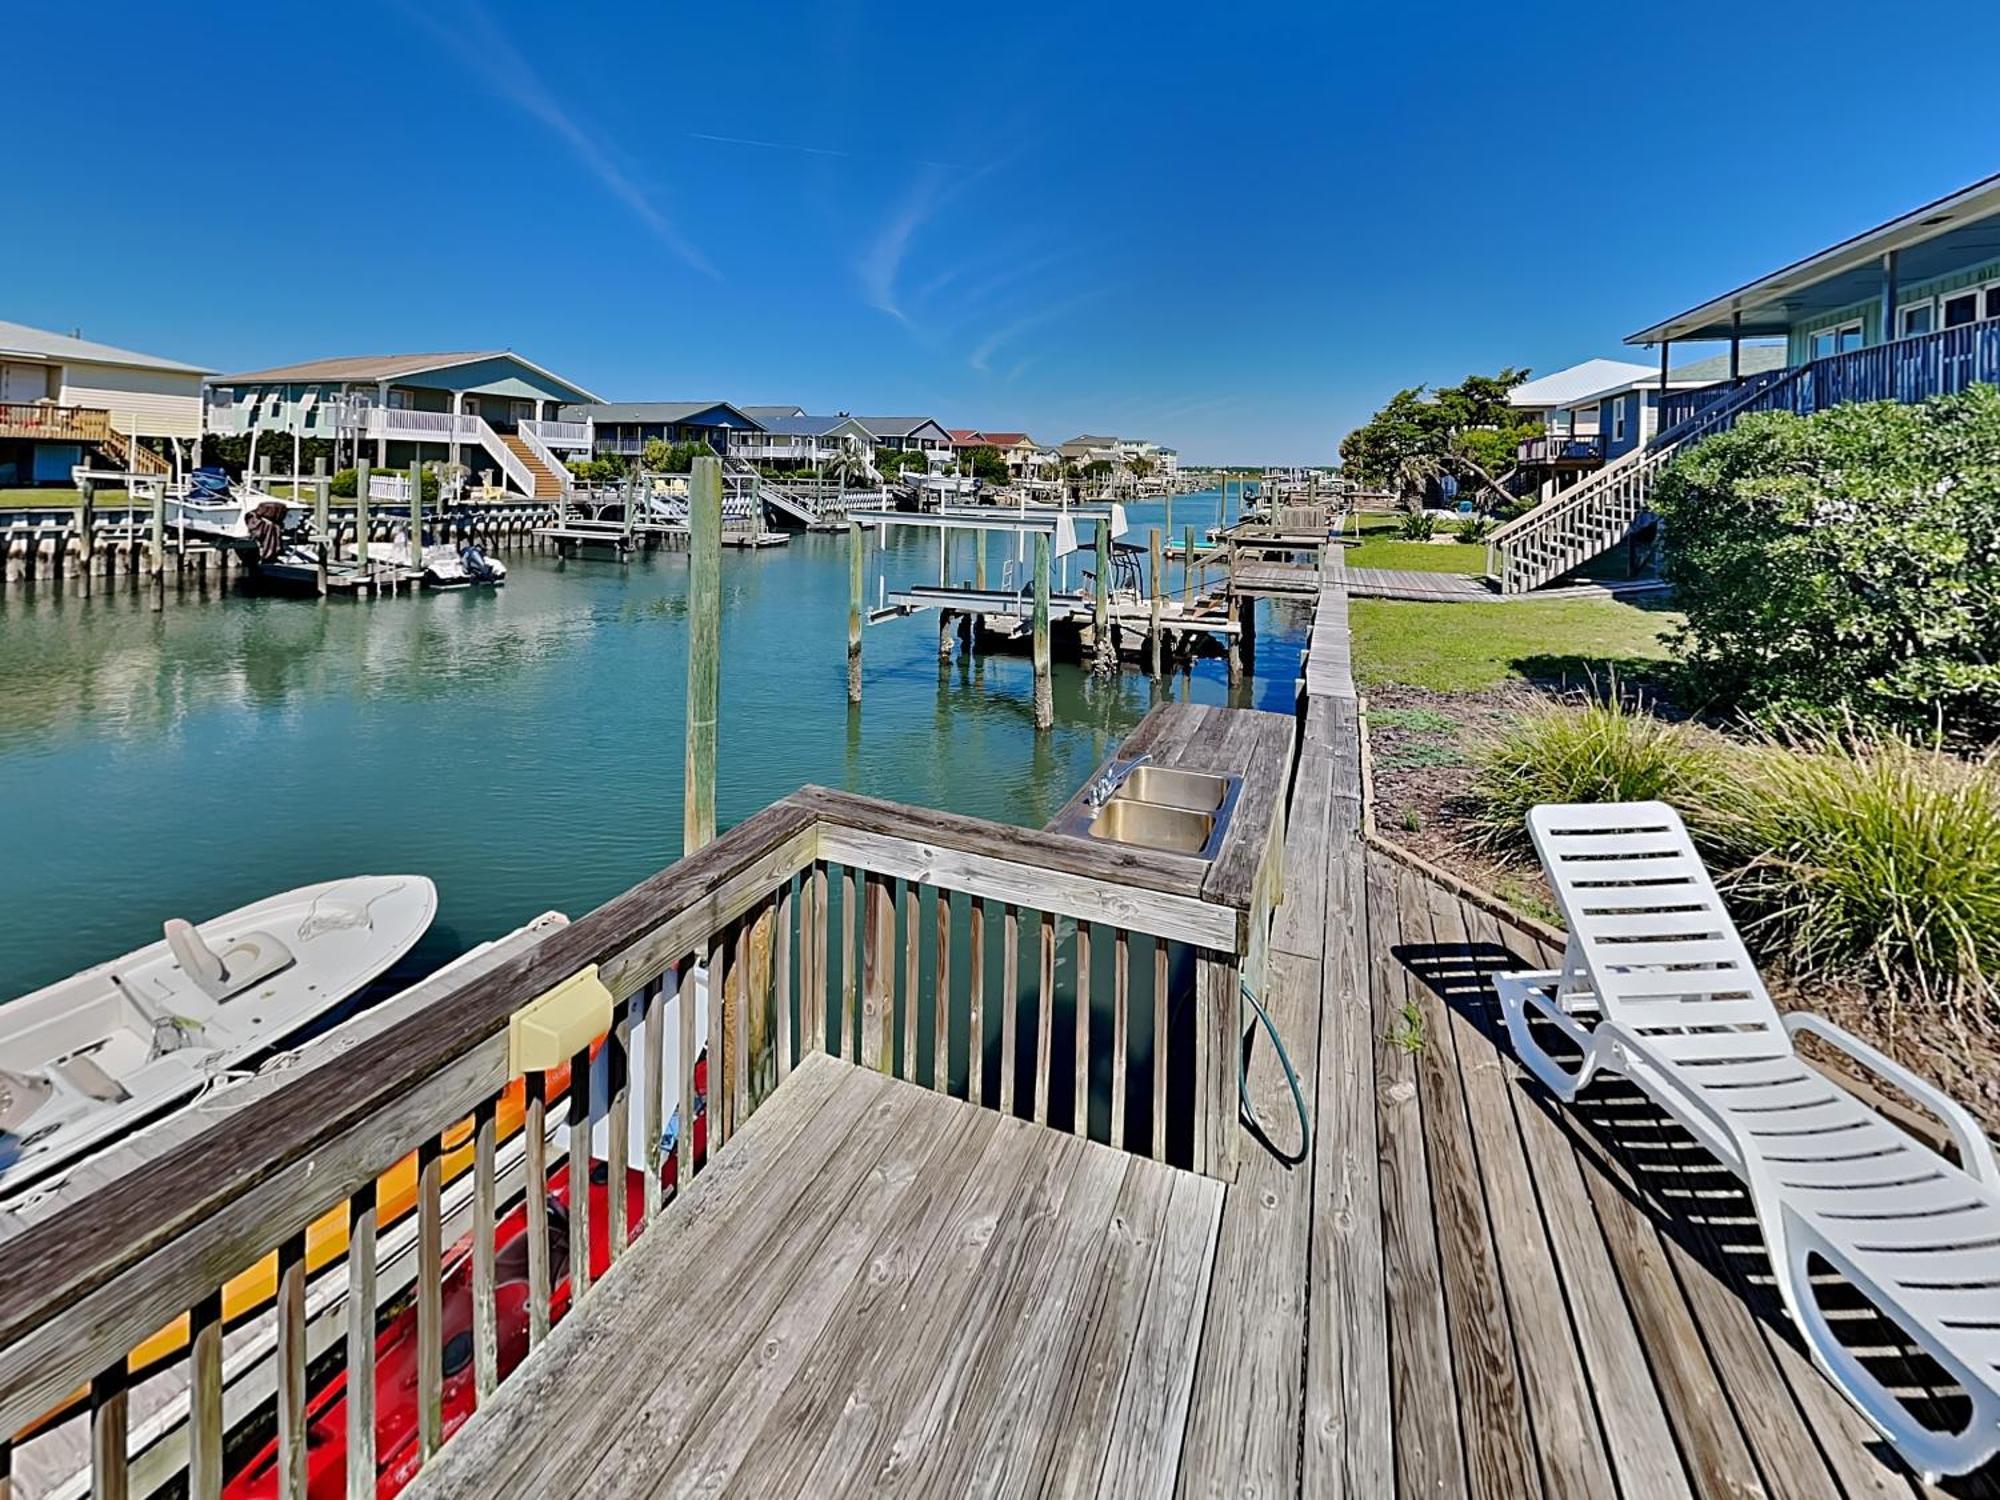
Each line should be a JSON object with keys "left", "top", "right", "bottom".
{"left": 1397, "top": 509, "right": 1438, "bottom": 541}
{"left": 1468, "top": 693, "right": 1729, "bottom": 856}
{"left": 1651, "top": 387, "right": 2000, "bottom": 743}
{"left": 1455, "top": 515, "right": 1494, "bottom": 545}
{"left": 330, "top": 467, "right": 356, "bottom": 498}
{"left": 1716, "top": 733, "right": 2000, "bottom": 1015}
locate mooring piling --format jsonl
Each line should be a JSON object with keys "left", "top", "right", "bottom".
{"left": 408, "top": 460, "right": 424, "bottom": 574}
{"left": 356, "top": 460, "right": 373, "bottom": 594}
{"left": 1032, "top": 533, "right": 1052, "bottom": 730}
{"left": 686, "top": 456, "right": 721, "bottom": 854}
{"left": 847, "top": 521, "right": 863, "bottom": 704}
{"left": 1091, "top": 518, "right": 1115, "bottom": 677}
{"left": 1149, "top": 527, "right": 1164, "bottom": 677}
{"left": 314, "top": 458, "right": 330, "bottom": 597}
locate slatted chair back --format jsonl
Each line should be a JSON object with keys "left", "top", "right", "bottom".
{"left": 1526, "top": 802, "right": 1784, "bottom": 1067}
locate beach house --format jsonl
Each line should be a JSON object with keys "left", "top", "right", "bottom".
{"left": 855, "top": 416, "right": 954, "bottom": 462}
{"left": 561, "top": 401, "right": 764, "bottom": 464}
{"left": 210, "top": 351, "right": 599, "bottom": 499}
{"left": 0, "top": 320, "right": 208, "bottom": 486}
{"left": 733, "top": 413, "right": 876, "bottom": 469}
{"left": 1491, "top": 170, "right": 2000, "bottom": 592}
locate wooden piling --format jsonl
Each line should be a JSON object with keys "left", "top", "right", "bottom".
{"left": 1032, "top": 533, "right": 1052, "bottom": 730}
{"left": 1149, "top": 527, "right": 1164, "bottom": 677}
{"left": 974, "top": 528, "right": 987, "bottom": 590}
{"left": 148, "top": 478, "right": 166, "bottom": 609}
{"left": 408, "top": 461, "right": 424, "bottom": 574}
{"left": 1090, "top": 519, "right": 1115, "bottom": 676}
{"left": 356, "top": 460, "right": 372, "bottom": 594}
{"left": 1184, "top": 524, "right": 1196, "bottom": 602}
{"left": 314, "top": 459, "right": 330, "bottom": 596}
{"left": 846, "top": 521, "right": 863, "bottom": 704}
{"left": 75, "top": 478, "right": 94, "bottom": 590}
{"left": 1226, "top": 593, "right": 1242, "bottom": 686}
{"left": 686, "top": 455, "right": 721, "bottom": 855}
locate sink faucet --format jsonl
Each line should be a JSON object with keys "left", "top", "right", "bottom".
{"left": 1085, "top": 754, "right": 1148, "bottom": 810}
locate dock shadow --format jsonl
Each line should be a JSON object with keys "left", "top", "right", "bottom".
{"left": 1389, "top": 934, "right": 1977, "bottom": 1490}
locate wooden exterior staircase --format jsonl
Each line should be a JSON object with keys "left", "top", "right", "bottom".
{"left": 0, "top": 402, "right": 170, "bottom": 477}
{"left": 499, "top": 432, "right": 566, "bottom": 499}
{"left": 1488, "top": 365, "right": 1804, "bottom": 593}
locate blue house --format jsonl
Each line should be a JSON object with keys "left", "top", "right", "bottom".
{"left": 1628, "top": 170, "right": 2000, "bottom": 420}
{"left": 561, "top": 401, "right": 765, "bottom": 461}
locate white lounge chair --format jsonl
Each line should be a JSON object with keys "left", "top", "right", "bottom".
{"left": 1494, "top": 801, "right": 2000, "bottom": 1480}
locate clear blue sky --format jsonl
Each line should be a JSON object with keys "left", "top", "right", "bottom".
{"left": 4, "top": 0, "right": 1995, "bottom": 463}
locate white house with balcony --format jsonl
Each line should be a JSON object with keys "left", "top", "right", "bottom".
{"left": 0, "top": 320, "right": 208, "bottom": 485}
{"left": 207, "top": 351, "right": 599, "bottom": 499}
{"left": 733, "top": 413, "right": 876, "bottom": 469}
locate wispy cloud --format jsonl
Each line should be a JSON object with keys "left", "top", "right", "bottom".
{"left": 401, "top": 0, "right": 716, "bottom": 278}
{"left": 689, "top": 131, "right": 852, "bottom": 161}
{"left": 856, "top": 167, "right": 950, "bottom": 323}
{"left": 969, "top": 291, "right": 1101, "bottom": 373}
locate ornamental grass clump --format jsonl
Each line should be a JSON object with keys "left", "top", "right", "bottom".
{"left": 1468, "top": 693, "right": 1730, "bottom": 859}
{"left": 1717, "top": 733, "right": 2000, "bottom": 1022}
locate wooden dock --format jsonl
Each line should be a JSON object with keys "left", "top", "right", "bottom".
{"left": 1347, "top": 566, "right": 1672, "bottom": 603}
{"left": 3, "top": 555, "right": 1990, "bottom": 1500}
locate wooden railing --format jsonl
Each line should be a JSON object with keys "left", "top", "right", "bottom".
{"left": 0, "top": 402, "right": 111, "bottom": 443}
{"left": 0, "top": 785, "right": 1257, "bottom": 1497}
{"left": 1515, "top": 432, "right": 1603, "bottom": 465}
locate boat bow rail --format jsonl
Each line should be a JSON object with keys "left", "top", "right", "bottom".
{"left": 0, "top": 742, "right": 1284, "bottom": 1497}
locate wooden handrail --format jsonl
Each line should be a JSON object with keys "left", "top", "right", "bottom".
{"left": 0, "top": 759, "right": 1284, "bottom": 1462}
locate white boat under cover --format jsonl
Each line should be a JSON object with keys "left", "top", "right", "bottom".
{"left": 0, "top": 875, "right": 436, "bottom": 1199}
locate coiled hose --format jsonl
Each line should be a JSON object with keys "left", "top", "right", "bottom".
{"left": 1239, "top": 976, "right": 1311, "bottom": 1158}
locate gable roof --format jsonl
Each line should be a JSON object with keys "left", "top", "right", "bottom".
{"left": 947, "top": 428, "right": 984, "bottom": 445}
{"left": 741, "top": 404, "right": 806, "bottom": 421}
{"left": 0, "top": 319, "right": 210, "bottom": 375}
{"left": 855, "top": 416, "right": 946, "bottom": 438}
{"left": 563, "top": 400, "right": 762, "bottom": 429}
{"left": 218, "top": 350, "right": 598, "bottom": 400}
{"left": 1629, "top": 171, "right": 2000, "bottom": 344}
{"left": 978, "top": 431, "right": 1032, "bottom": 447}
{"left": 759, "top": 413, "right": 871, "bottom": 438}
{"left": 1506, "top": 360, "right": 1659, "bottom": 410}
{"left": 1063, "top": 433, "right": 1119, "bottom": 446}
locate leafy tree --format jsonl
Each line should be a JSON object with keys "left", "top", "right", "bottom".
{"left": 1084, "top": 459, "right": 1115, "bottom": 481}
{"left": 877, "top": 447, "right": 932, "bottom": 477}
{"left": 1339, "top": 369, "right": 1538, "bottom": 509}
{"left": 1651, "top": 387, "right": 2000, "bottom": 743}
{"left": 1129, "top": 455, "right": 1154, "bottom": 482}
{"left": 963, "top": 444, "right": 1010, "bottom": 484}
{"left": 566, "top": 455, "right": 628, "bottom": 484}
{"left": 641, "top": 438, "right": 711, "bottom": 474}
{"left": 822, "top": 433, "right": 879, "bottom": 488}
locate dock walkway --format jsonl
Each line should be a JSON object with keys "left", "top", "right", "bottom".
{"left": 402, "top": 554, "right": 1989, "bottom": 1499}
{"left": 1346, "top": 566, "right": 1670, "bottom": 603}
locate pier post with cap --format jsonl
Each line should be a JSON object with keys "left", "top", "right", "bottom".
{"left": 356, "top": 460, "right": 372, "bottom": 594}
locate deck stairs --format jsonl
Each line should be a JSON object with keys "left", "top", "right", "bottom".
{"left": 1488, "top": 365, "right": 1805, "bottom": 593}
{"left": 499, "top": 434, "right": 566, "bottom": 500}
{"left": 92, "top": 423, "right": 171, "bottom": 477}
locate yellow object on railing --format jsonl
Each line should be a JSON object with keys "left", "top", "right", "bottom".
{"left": 509, "top": 965, "right": 615, "bottom": 1073}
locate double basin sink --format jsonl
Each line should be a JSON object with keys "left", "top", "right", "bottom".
{"left": 1064, "top": 762, "right": 1242, "bottom": 858}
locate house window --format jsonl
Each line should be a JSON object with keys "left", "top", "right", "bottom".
{"left": 386, "top": 388, "right": 411, "bottom": 410}
{"left": 1612, "top": 401, "right": 1628, "bottom": 444}
{"left": 1944, "top": 291, "right": 1980, "bottom": 328}
{"left": 1809, "top": 322, "right": 1864, "bottom": 360}
{"left": 1899, "top": 303, "right": 1934, "bottom": 338}
{"left": 1988, "top": 287, "right": 2000, "bottom": 321}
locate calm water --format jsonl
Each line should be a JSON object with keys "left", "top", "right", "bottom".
{"left": 0, "top": 492, "right": 1306, "bottom": 1000}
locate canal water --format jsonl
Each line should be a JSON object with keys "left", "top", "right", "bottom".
{"left": 0, "top": 492, "right": 1307, "bottom": 1001}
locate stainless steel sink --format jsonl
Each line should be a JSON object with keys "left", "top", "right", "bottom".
{"left": 1118, "top": 765, "right": 1231, "bottom": 813}
{"left": 1087, "top": 798, "right": 1216, "bottom": 854}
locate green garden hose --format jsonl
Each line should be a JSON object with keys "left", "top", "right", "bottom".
{"left": 1239, "top": 976, "right": 1311, "bottom": 1158}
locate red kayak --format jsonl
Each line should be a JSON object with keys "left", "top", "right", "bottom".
{"left": 226, "top": 1055, "right": 706, "bottom": 1499}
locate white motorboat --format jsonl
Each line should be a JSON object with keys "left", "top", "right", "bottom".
{"left": 366, "top": 539, "right": 507, "bottom": 589}
{"left": 0, "top": 875, "right": 437, "bottom": 1200}
{"left": 163, "top": 469, "right": 306, "bottom": 550}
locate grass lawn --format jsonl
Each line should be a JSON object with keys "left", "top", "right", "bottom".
{"left": 1343, "top": 511, "right": 1487, "bottom": 575}
{"left": 0, "top": 487, "right": 129, "bottom": 509}
{"left": 1351, "top": 595, "right": 1682, "bottom": 692}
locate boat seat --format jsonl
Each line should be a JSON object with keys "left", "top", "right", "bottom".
{"left": 163, "top": 919, "right": 295, "bottom": 1002}
{"left": 53, "top": 1054, "right": 129, "bottom": 1104}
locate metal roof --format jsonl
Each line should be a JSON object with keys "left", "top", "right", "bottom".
{"left": 217, "top": 350, "right": 599, "bottom": 399}
{"left": 1559, "top": 345, "right": 1790, "bottom": 406}
{"left": 0, "top": 319, "right": 210, "bottom": 375}
{"left": 759, "top": 414, "right": 870, "bottom": 437}
{"left": 740, "top": 405, "right": 806, "bottom": 421}
{"left": 1506, "top": 360, "right": 1657, "bottom": 409}
{"left": 1628, "top": 172, "right": 2000, "bottom": 344}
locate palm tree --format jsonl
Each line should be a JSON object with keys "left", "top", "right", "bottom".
{"left": 822, "top": 433, "right": 879, "bottom": 491}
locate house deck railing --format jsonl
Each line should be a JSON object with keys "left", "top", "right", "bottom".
{"left": 1516, "top": 432, "right": 1604, "bottom": 465}
{"left": 0, "top": 403, "right": 113, "bottom": 444}
{"left": 0, "top": 787, "right": 1254, "bottom": 1498}
{"left": 1661, "top": 321, "right": 2000, "bottom": 432}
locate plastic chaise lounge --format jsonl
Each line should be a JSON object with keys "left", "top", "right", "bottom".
{"left": 1493, "top": 801, "right": 2000, "bottom": 1481}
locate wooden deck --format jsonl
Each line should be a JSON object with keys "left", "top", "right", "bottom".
{"left": 397, "top": 560, "right": 1995, "bottom": 1500}
{"left": 409, "top": 1054, "right": 1224, "bottom": 1499}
